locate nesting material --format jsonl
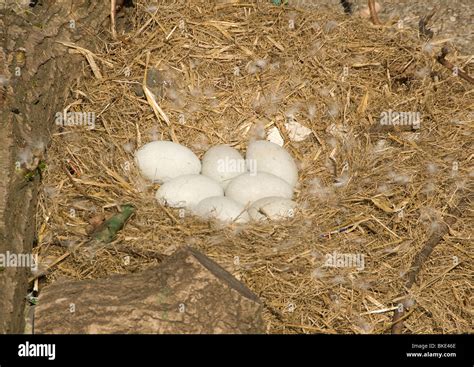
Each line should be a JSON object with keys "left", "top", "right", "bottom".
{"left": 267, "top": 126, "right": 285, "bottom": 146}
{"left": 35, "top": 0, "right": 473, "bottom": 334}
{"left": 285, "top": 120, "right": 312, "bottom": 142}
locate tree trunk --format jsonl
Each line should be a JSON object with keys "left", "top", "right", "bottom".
{"left": 0, "top": 0, "right": 111, "bottom": 333}
{"left": 34, "top": 246, "right": 265, "bottom": 334}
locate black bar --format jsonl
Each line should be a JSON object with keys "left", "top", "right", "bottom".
{"left": 0, "top": 334, "right": 472, "bottom": 366}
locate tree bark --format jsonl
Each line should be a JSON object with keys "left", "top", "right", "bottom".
{"left": 0, "top": 0, "right": 111, "bottom": 333}
{"left": 34, "top": 246, "right": 265, "bottom": 334}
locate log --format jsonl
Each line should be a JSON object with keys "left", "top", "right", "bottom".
{"left": 0, "top": 0, "right": 113, "bottom": 333}
{"left": 34, "top": 246, "right": 265, "bottom": 334}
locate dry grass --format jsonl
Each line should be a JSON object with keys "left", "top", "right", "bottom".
{"left": 34, "top": 0, "right": 473, "bottom": 334}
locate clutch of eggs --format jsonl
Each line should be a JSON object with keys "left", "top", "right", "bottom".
{"left": 135, "top": 139, "right": 299, "bottom": 223}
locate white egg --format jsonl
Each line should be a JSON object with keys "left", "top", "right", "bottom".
{"left": 248, "top": 197, "right": 297, "bottom": 221}
{"left": 246, "top": 140, "right": 298, "bottom": 187}
{"left": 225, "top": 172, "right": 293, "bottom": 206}
{"left": 201, "top": 145, "right": 246, "bottom": 189}
{"left": 193, "top": 196, "right": 249, "bottom": 223}
{"left": 156, "top": 174, "right": 223, "bottom": 209}
{"left": 135, "top": 141, "right": 201, "bottom": 183}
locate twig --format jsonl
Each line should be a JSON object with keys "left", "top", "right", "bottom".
{"left": 55, "top": 41, "right": 109, "bottom": 79}
{"left": 436, "top": 47, "right": 474, "bottom": 84}
{"left": 387, "top": 308, "right": 416, "bottom": 332}
{"left": 391, "top": 191, "right": 472, "bottom": 333}
{"left": 29, "top": 241, "right": 88, "bottom": 283}
{"left": 111, "top": 0, "right": 117, "bottom": 39}
{"left": 143, "top": 51, "right": 179, "bottom": 143}
{"left": 368, "top": 0, "right": 381, "bottom": 25}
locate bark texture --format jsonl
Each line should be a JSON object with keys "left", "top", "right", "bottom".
{"left": 35, "top": 246, "right": 264, "bottom": 334}
{"left": 0, "top": 0, "right": 111, "bottom": 333}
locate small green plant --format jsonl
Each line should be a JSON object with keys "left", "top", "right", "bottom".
{"left": 24, "top": 160, "right": 47, "bottom": 182}
{"left": 26, "top": 292, "right": 38, "bottom": 305}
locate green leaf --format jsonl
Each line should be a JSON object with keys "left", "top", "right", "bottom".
{"left": 92, "top": 204, "right": 135, "bottom": 243}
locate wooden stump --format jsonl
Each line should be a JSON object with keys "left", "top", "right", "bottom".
{"left": 34, "top": 246, "right": 265, "bottom": 334}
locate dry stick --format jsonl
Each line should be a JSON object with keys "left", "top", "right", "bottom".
{"left": 417, "top": 10, "right": 473, "bottom": 84}
{"left": 368, "top": 0, "right": 381, "bottom": 25}
{"left": 29, "top": 240, "right": 88, "bottom": 283}
{"left": 29, "top": 252, "right": 69, "bottom": 283}
{"left": 143, "top": 51, "right": 179, "bottom": 143}
{"left": 111, "top": 0, "right": 117, "bottom": 39}
{"left": 437, "top": 47, "right": 474, "bottom": 85}
{"left": 391, "top": 191, "right": 472, "bottom": 333}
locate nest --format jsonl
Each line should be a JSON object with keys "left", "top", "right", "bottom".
{"left": 34, "top": 0, "right": 473, "bottom": 334}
